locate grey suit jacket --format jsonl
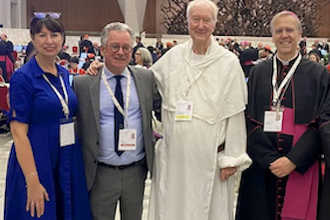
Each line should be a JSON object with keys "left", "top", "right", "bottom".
{"left": 74, "top": 65, "right": 161, "bottom": 191}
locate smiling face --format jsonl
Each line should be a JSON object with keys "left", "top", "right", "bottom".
{"left": 31, "top": 25, "right": 64, "bottom": 59}
{"left": 272, "top": 14, "right": 301, "bottom": 60}
{"left": 101, "top": 30, "right": 132, "bottom": 74}
{"left": 188, "top": 3, "right": 216, "bottom": 44}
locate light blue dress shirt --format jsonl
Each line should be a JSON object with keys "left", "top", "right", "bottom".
{"left": 98, "top": 66, "right": 145, "bottom": 166}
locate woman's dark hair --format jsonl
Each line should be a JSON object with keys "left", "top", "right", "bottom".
{"left": 30, "top": 14, "right": 66, "bottom": 45}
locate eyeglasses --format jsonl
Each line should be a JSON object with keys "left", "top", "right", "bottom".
{"left": 105, "top": 43, "right": 132, "bottom": 54}
{"left": 34, "top": 12, "right": 61, "bottom": 20}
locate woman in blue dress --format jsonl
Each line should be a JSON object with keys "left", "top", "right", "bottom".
{"left": 4, "top": 12, "right": 92, "bottom": 220}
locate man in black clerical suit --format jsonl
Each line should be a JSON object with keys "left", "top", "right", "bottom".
{"left": 236, "top": 11, "right": 330, "bottom": 220}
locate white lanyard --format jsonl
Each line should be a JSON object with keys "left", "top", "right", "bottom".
{"left": 101, "top": 67, "right": 131, "bottom": 126}
{"left": 272, "top": 53, "right": 302, "bottom": 107}
{"left": 42, "top": 74, "right": 70, "bottom": 118}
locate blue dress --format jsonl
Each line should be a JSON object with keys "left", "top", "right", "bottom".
{"left": 4, "top": 57, "right": 92, "bottom": 220}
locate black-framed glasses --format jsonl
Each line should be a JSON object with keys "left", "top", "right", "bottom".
{"left": 105, "top": 43, "right": 132, "bottom": 54}
{"left": 34, "top": 12, "right": 61, "bottom": 19}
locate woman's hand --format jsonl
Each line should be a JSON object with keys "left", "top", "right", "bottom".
{"left": 26, "top": 177, "right": 50, "bottom": 218}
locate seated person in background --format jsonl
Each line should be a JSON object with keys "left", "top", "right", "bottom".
{"left": 69, "top": 56, "right": 86, "bottom": 75}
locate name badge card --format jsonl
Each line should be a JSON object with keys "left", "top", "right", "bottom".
{"left": 119, "top": 129, "right": 137, "bottom": 151}
{"left": 60, "top": 121, "right": 75, "bottom": 147}
{"left": 263, "top": 111, "right": 283, "bottom": 132}
{"left": 175, "top": 100, "right": 194, "bottom": 121}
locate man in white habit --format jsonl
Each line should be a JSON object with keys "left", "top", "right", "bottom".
{"left": 147, "top": 0, "right": 252, "bottom": 220}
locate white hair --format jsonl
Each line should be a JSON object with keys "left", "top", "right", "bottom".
{"left": 137, "top": 47, "right": 153, "bottom": 67}
{"left": 187, "top": 0, "right": 218, "bottom": 24}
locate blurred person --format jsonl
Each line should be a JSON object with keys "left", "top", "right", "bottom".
{"left": 309, "top": 52, "right": 320, "bottom": 63}
{"left": 132, "top": 36, "right": 144, "bottom": 62}
{"left": 5, "top": 12, "right": 91, "bottom": 220}
{"left": 24, "top": 41, "right": 36, "bottom": 63}
{"left": 134, "top": 47, "right": 153, "bottom": 68}
{"left": 161, "top": 42, "right": 172, "bottom": 56}
{"left": 82, "top": 53, "right": 95, "bottom": 70}
{"left": 79, "top": 34, "right": 93, "bottom": 55}
{"left": 58, "top": 45, "right": 71, "bottom": 62}
{"left": 1, "top": 34, "right": 14, "bottom": 54}
{"left": 299, "top": 36, "right": 307, "bottom": 56}
{"left": 91, "top": 42, "right": 101, "bottom": 57}
{"left": 155, "top": 37, "right": 164, "bottom": 51}
{"left": 239, "top": 41, "right": 258, "bottom": 78}
{"left": 147, "top": 46, "right": 158, "bottom": 63}
{"left": 0, "top": 39, "right": 14, "bottom": 82}
{"left": 69, "top": 56, "right": 85, "bottom": 75}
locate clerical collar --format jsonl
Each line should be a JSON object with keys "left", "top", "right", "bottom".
{"left": 276, "top": 52, "right": 299, "bottom": 66}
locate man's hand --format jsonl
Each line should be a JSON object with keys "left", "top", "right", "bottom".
{"left": 220, "top": 167, "right": 237, "bottom": 182}
{"left": 269, "top": 157, "right": 296, "bottom": 178}
{"left": 86, "top": 61, "right": 104, "bottom": 76}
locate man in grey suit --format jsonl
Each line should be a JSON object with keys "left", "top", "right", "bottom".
{"left": 73, "top": 22, "right": 161, "bottom": 220}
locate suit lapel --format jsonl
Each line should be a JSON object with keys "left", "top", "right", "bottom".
{"left": 89, "top": 68, "right": 103, "bottom": 135}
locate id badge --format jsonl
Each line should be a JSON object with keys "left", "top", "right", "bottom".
{"left": 263, "top": 111, "right": 283, "bottom": 132}
{"left": 60, "top": 118, "right": 76, "bottom": 147}
{"left": 175, "top": 100, "right": 194, "bottom": 121}
{"left": 118, "top": 129, "right": 137, "bottom": 151}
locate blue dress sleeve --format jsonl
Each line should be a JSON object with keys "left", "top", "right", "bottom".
{"left": 9, "top": 71, "right": 34, "bottom": 124}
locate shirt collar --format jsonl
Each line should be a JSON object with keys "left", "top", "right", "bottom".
{"left": 31, "top": 56, "right": 66, "bottom": 77}
{"left": 276, "top": 51, "right": 299, "bottom": 66}
{"left": 103, "top": 65, "right": 127, "bottom": 80}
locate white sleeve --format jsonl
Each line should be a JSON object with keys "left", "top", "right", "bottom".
{"left": 217, "top": 111, "right": 252, "bottom": 172}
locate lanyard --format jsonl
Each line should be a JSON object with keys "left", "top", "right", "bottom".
{"left": 184, "top": 50, "right": 208, "bottom": 97}
{"left": 272, "top": 53, "right": 302, "bottom": 108}
{"left": 42, "top": 73, "right": 70, "bottom": 118}
{"left": 101, "top": 67, "right": 131, "bottom": 127}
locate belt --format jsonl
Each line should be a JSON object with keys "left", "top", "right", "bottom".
{"left": 98, "top": 159, "right": 145, "bottom": 170}
{"left": 217, "top": 142, "right": 225, "bottom": 152}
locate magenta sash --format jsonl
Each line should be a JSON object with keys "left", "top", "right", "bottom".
{"left": 281, "top": 108, "right": 318, "bottom": 220}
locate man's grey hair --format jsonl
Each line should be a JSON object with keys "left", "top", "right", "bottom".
{"left": 100, "top": 22, "right": 134, "bottom": 46}
{"left": 187, "top": 0, "right": 218, "bottom": 24}
{"left": 270, "top": 11, "right": 302, "bottom": 34}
